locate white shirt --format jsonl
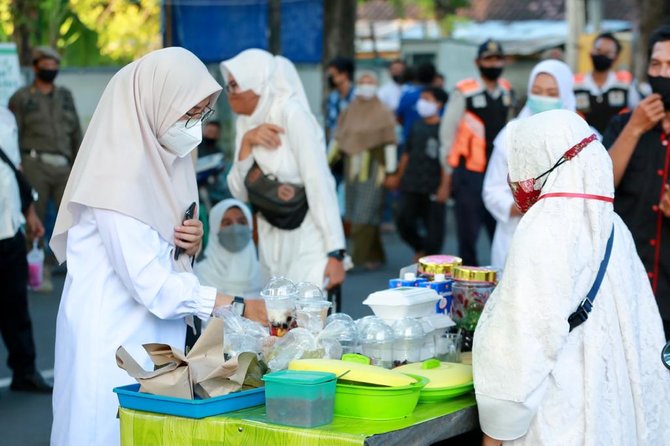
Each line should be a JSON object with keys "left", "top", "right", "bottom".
{"left": 227, "top": 101, "right": 345, "bottom": 285}
{"left": 377, "top": 81, "right": 403, "bottom": 112}
{"left": 0, "top": 109, "right": 24, "bottom": 240}
{"left": 51, "top": 206, "right": 216, "bottom": 446}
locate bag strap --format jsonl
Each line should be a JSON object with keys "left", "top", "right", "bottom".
{"left": 568, "top": 225, "right": 615, "bottom": 332}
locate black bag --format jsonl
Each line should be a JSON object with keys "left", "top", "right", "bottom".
{"left": 244, "top": 162, "right": 309, "bottom": 230}
{"left": 0, "top": 147, "right": 34, "bottom": 213}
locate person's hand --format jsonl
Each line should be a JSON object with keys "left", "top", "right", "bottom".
{"left": 627, "top": 93, "right": 666, "bottom": 137}
{"left": 24, "top": 204, "right": 44, "bottom": 239}
{"left": 384, "top": 173, "right": 401, "bottom": 190}
{"left": 323, "top": 257, "right": 345, "bottom": 290}
{"left": 660, "top": 184, "right": 670, "bottom": 218}
{"left": 244, "top": 124, "right": 285, "bottom": 149}
{"left": 175, "top": 218, "right": 203, "bottom": 257}
{"left": 435, "top": 181, "right": 451, "bottom": 203}
{"left": 243, "top": 299, "right": 269, "bottom": 326}
{"left": 482, "top": 433, "right": 503, "bottom": 446}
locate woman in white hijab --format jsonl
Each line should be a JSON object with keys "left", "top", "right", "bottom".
{"left": 195, "top": 199, "right": 261, "bottom": 297}
{"left": 220, "top": 49, "right": 346, "bottom": 289}
{"left": 483, "top": 60, "right": 577, "bottom": 269}
{"left": 473, "top": 110, "right": 670, "bottom": 446}
{"left": 49, "top": 48, "right": 265, "bottom": 446}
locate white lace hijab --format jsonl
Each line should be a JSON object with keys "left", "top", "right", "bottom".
{"left": 474, "top": 109, "right": 614, "bottom": 401}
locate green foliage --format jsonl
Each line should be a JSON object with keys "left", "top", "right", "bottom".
{"left": 0, "top": 0, "right": 160, "bottom": 66}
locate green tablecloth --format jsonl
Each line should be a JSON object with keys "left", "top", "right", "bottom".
{"left": 119, "top": 394, "right": 476, "bottom": 446}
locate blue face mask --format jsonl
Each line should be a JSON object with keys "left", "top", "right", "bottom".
{"left": 527, "top": 94, "right": 562, "bottom": 115}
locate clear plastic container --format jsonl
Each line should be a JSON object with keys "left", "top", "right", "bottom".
{"left": 296, "top": 300, "right": 332, "bottom": 334}
{"left": 261, "top": 276, "right": 298, "bottom": 337}
{"left": 325, "top": 312, "right": 354, "bottom": 326}
{"left": 391, "top": 318, "right": 425, "bottom": 366}
{"left": 355, "top": 315, "right": 382, "bottom": 334}
{"left": 295, "top": 282, "right": 325, "bottom": 301}
{"left": 263, "top": 370, "right": 336, "bottom": 428}
{"left": 319, "top": 319, "right": 358, "bottom": 355}
{"left": 419, "top": 319, "right": 436, "bottom": 361}
{"left": 360, "top": 320, "right": 395, "bottom": 369}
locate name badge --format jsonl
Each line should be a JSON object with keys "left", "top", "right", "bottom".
{"left": 575, "top": 92, "right": 590, "bottom": 111}
{"left": 472, "top": 94, "right": 487, "bottom": 109}
{"left": 608, "top": 90, "right": 626, "bottom": 107}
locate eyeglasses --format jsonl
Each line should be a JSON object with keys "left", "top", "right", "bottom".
{"left": 225, "top": 81, "right": 241, "bottom": 95}
{"left": 507, "top": 133, "right": 597, "bottom": 213}
{"left": 185, "top": 105, "right": 214, "bottom": 129}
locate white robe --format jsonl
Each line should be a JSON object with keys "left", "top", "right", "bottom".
{"left": 51, "top": 207, "right": 216, "bottom": 446}
{"left": 482, "top": 126, "right": 519, "bottom": 270}
{"left": 474, "top": 110, "right": 670, "bottom": 445}
{"left": 227, "top": 101, "right": 345, "bottom": 287}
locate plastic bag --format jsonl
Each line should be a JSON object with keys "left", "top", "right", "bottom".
{"left": 212, "top": 307, "right": 269, "bottom": 359}
{"left": 27, "top": 239, "right": 44, "bottom": 290}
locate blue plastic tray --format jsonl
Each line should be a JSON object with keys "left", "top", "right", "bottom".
{"left": 113, "top": 384, "right": 265, "bottom": 419}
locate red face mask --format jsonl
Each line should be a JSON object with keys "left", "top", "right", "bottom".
{"left": 508, "top": 134, "right": 598, "bottom": 213}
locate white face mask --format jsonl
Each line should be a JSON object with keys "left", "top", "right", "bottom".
{"left": 355, "top": 84, "right": 378, "bottom": 100}
{"left": 158, "top": 120, "right": 202, "bottom": 158}
{"left": 416, "top": 98, "right": 438, "bottom": 118}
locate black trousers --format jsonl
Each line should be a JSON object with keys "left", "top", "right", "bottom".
{"left": 452, "top": 168, "right": 496, "bottom": 266}
{"left": 0, "top": 231, "right": 37, "bottom": 376}
{"left": 395, "top": 191, "right": 446, "bottom": 256}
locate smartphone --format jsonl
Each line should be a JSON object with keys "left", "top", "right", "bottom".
{"left": 174, "top": 201, "right": 197, "bottom": 260}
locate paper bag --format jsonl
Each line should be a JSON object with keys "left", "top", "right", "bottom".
{"left": 116, "top": 318, "right": 263, "bottom": 400}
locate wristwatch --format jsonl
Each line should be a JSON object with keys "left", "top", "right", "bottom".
{"left": 327, "top": 249, "right": 346, "bottom": 261}
{"left": 232, "top": 296, "right": 245, "bottom": 317}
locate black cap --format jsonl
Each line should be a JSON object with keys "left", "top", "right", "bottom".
{"left": 477, "top": 39, "right": 504, "bottom": 59}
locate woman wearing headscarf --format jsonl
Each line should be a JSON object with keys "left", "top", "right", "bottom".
{"left": 221, "top": 49, "right": 346, "bottom": 289}
{"left": 49, "top": 48, "right": 265, "bottom": 446}
{"left": 473, "top": 110, "right": 670, "bottom": 446}
{"left": 195, "top": 199, "right": 261, "bottom": 297}
{"left": 331, "top": 70, "right": 397, "bottom": 270}
{"left": 483, "top": 59, "right": 578, "bottom": 269}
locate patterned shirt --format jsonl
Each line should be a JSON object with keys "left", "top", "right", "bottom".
{"left": 326, "top": 87, "right": 355, "bottom": 139}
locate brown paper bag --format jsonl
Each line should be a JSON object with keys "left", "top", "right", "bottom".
{"left": 116, "top": 318, "right": 263, "bottom": 400}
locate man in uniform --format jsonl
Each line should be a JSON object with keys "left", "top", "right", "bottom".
{"left": 574, "top": 32, "right": 640, "bottom": 135}
{"left": 440, "top": 39, "right": 514, "bottom": 266}
{"left": 604, "top": 25, "right": 670, "bottom": 338}
{"left": 9, "top": 46, "right": 82, "bottom": 292}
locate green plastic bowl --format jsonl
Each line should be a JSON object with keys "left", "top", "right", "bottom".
{"left": 333, "top": 373, "right": 428, "bottom": 420}
{"left": 418, "top": 381, "right": 474, "bottom": 404}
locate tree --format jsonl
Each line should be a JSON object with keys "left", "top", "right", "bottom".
{"left": 322, "top": 0, "right": 357, "bottom": 115}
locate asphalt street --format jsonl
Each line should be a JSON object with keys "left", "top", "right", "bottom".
{"left": 0, "top": 206, "right": 490, "bottom": 446}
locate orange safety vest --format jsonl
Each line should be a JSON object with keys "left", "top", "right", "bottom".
{"left": 447, "top": 78, "right": 512, "bottom": 173}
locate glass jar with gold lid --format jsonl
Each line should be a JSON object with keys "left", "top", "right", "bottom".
{"left": 450, "top": 266, "right": 498, "bottom": 324}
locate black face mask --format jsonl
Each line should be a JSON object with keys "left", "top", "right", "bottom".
{"left": 591, "top": 54, "right": 614, "bottom": 72}
{"left": 479, "top": 66, "right": 503, "bottom": 81}
{"left": 36, "top": 69, "right": 58, "bottom": 83}
{"left": 327, "top": 75, "right": 336, "bottom": 89}
{"left": 201, "top": 137, "right": 217, "bottom": 146}
{"left": 392, "top": 74, "right": 404, "bottom": 84}
{"left": 648, "top": 75, "right": 670, "bottom": 110}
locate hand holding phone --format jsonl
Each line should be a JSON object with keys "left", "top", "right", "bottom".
{"left": 174, "top": 201, "right": 197, "bottom": 260}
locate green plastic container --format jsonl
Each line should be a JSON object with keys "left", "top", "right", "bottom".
{"left": 334, "top": 373, "right": 428, "bottom": 420}
{"left": 262, "top": 370, "right": 337, "bottom": 428}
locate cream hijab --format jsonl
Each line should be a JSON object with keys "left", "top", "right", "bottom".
{"left": 194, "top": 199, "right": 261, "bottom": 297}
{"left": 50, "top": 47, "right": 222, "bottom": 271}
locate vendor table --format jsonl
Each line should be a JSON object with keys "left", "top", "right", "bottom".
{"left": 119, "top": 394, "right": 478, "bottom": 446}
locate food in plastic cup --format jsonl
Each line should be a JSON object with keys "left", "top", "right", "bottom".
{"left": 262, "top": 292, "right": 297, "bottom": 337}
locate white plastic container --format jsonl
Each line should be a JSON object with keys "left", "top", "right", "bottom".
{"left": 362, "top": 287, "right": 440, "bottom": 321}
